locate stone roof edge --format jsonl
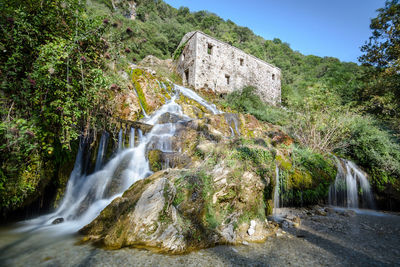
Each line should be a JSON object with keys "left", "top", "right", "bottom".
{"left": 187, "top": 30, "right": 281, "bottom": 72}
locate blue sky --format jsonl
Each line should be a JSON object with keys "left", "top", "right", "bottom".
{"left": 163, "top": 0, "right": 385, "bottom": 63}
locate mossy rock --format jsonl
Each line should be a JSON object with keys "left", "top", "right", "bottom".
{"left": 80, "top": 142, "right": 278, "bottom": 253}
{"left": 148, "top": 150, "right": 163, "bottom": 172}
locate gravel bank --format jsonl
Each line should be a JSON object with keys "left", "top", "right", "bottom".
{"left": 1, "top": 207, "right": 399, "bottom": 267}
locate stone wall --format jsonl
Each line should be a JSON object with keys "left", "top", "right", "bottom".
{"left": 177, "top": 31, "right": 281, "bottom": 105}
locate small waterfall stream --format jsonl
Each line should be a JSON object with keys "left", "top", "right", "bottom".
{"left": 273, "top": 163, "right": 280, "bottom": 216}
{"left": 20, "top": 83, "right": 222, "bottom": 233}
{"left": 175, "top": 84, "right": 222, "bottom": 114}
{"left": 118, "top": 128, "right": 123, "bottom": 151}
{"left": 130, "top": 127, "right": 135, "bottom": 148}
{"left": 94, "top": 131, "right": 109, "bottom": 172}
{"left": 329, "top": 158, "right": 375, "bottom": 209}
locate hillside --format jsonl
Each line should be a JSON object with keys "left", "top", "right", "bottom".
{"left": 0, "top": 0, "right": 399, "bottom": 225}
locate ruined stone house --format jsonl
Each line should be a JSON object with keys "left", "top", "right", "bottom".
{"left": 176, "top": 31, "right": 281, "bottom": 105}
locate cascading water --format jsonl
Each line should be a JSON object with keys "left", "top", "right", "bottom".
{"left": 329, "top": 158, "right": 375, "bottom": 209}
{"left": 224, "top": 113, "right": 240, "bottom": 137}
{"left": 130, "top": 127, "right": 135, "bottom": 148}
{"left": 118, "top": 128, "right": 123, "bottom": 151}
{"left": 20, "top": 83, "right": 222, "bottom": 234}
{"left": 94, "top": 131, "right": 109, "bottom": 172}
{"left": 273, "top": 163, "right": 280, "bottom": 215}
{"left": 175, "top": 84, "right": 222, "bottom": 115}
{"left": 138, "top": 128, "right": 143, "bottom": 142}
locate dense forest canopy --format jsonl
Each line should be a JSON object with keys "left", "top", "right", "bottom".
{"left": 0, "top": 0, "right": 399, "bottom": 216}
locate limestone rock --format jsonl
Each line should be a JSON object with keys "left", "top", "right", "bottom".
{"left": 80, "top": 140, "right": 278, "bottom": 253}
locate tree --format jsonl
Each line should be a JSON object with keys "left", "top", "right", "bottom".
{"left": 360, "top": 0, "right": 400, "bottom": 72}
{"left": 358, "top": 0, "right": 400, "bottom": 130}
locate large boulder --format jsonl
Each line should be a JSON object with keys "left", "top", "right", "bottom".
{"left": 80, "top": 141, "right": 278, "bottom": 253}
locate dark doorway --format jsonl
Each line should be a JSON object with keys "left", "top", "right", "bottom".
{"left": 225, "top": 74, "right": 230, "bottom": 85}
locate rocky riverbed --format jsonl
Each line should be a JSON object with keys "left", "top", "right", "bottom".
{"left": 1, "top": 206, "right": 399, "bottom": 267}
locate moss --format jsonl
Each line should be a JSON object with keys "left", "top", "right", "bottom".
{"left": 117, "top": 225, "right": 124, "bottom": 238}
{"left": 276, "top": 154, "right": 293, "bottom": 170}
{"left": 172, "top": 177, "right": 186, "bottom": 207}
{"left": 54, "top": 159, "right": 75, "bottom": 207}
{"left": 173, "top": 40, "right": 187, "bottom": 60}
{"left": 289, "top": 170, "right": 313, "bottom": 189}
{"left": 275, "top": 147, "right": 337, "bottom": 206}
{"left": 265, "top": 199, "right": 273, "bottom": 215}
{"left": 158, "top": 181, "right": 173, "bottom": 224}
{"left": 129, "top": 69, "right": 148, "bottom": 114}
{"left": 217, "top": 188, "right": 236, "bottom": 202}
{"left": 172, "top": 190, "right": 185, "bottom": 207}
{"left": 176, "top": 94, "right": 208, "bottom": 116}
{"left": 148, "top": 150, "right": 162, "bottom": 172}
{"left": 204, "top": 203, "right": 218, "bottom": 229}
{"left": 198, "top": 171, "right": 218, "bottom": 229}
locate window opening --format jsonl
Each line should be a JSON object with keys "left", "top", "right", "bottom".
{"left": 239, "top": 58, "right": 244, "bottom": 66}
{"left": 207, "top": 43, "right": 213, "bottom": 55}
{"left": 225, "top": 74, "right": 230, "bottom": 85}
{"left": 272, "top": 74, "right": 275, "bottom": 80}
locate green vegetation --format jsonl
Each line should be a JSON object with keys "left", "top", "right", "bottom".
{"left": 359, "top": 0, "right": 400, "bottom": 132}
{"left": 0, "top": 0, "right": 112, "bottom": 213}
{"left": 1, "top": 0, "right": 399, "bottom": 217}
{"left": 282, "top": 147, "right": 337, "bottom": 205}
{"left": 130, "top": 68, "right": 148, "bottom": 114}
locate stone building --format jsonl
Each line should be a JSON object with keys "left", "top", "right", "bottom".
{"left": 176, "top": 31, "right": 281, "bottom": 105}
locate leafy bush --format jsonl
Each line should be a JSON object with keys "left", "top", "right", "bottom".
{"left": 0, "top": 0, "right": 111, "bottom": 212}
{"left": 279, "top": 147, "right": 337, "bottom": 206}
{"left": 338, "top": 116, "right": 400, "bottom": 199}
{"left": 224, "top": 86, "right": 290, "bottom": 125}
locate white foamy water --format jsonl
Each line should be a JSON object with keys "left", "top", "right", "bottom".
{"left": 175, "top": 84, "right": 222, "bottom": 115}
{"left": 329, "top": 158, "right": 375, "bottom": 209}
{"left": 273, "top": 163, "right": 280, "bottom": 216}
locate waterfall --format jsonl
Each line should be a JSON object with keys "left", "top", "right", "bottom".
{"left": 273, "top": 163, "right": 280, "bottom": 215}
{"left": 21, "top": 83, "right": 220, "bottom": 233}
{"left": 118, "top": 129, "right": 123, "bottom": 151}
{"left": 138, "top": 129, "right": 143, "bottom": 143}
{"left": 94, "top": 131, "right": 109, "bottom": 172}
{"left": 175, "top": 84, "right": 222, "bottom": 114}
{"left": 329, "top": 158, "right": 375, "bottom": 209}
{"left": 130, "top": 127, "right": 135, "bottom": 148}
{"left": 224, "top": 113, "right": 240, "bottom": 137}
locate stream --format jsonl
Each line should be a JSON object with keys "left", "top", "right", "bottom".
{"left": 1, "top": 207, "right": 399, "bottom": 266}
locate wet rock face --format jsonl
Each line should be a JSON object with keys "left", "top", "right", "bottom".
{"left": 52, "top": 217, "right": 64, "bottom": 224}
{"left": 156, "top": 112, "right": 188, "bottom": 124}
{"left": 148, "top": 150, "right": 163, "bottom": 172}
